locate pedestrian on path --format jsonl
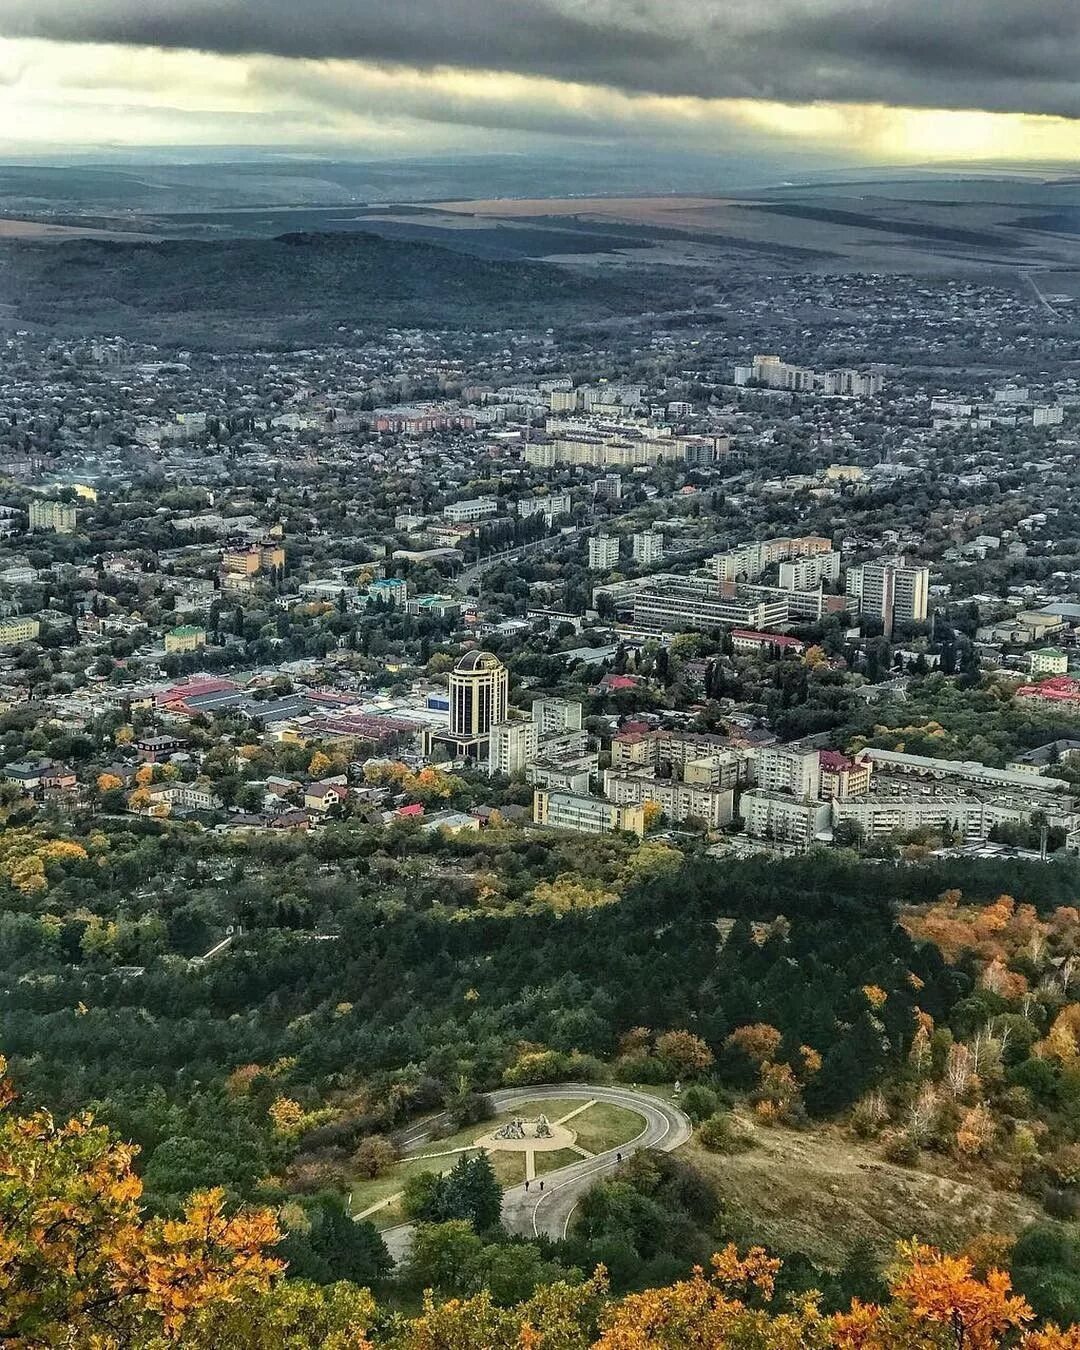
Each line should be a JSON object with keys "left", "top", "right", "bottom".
{"left": 525, "top": 1180, "right": 530, "bottom": 1192}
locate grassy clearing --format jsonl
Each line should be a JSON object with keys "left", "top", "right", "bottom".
{"left": 533, "top": 1148, "right": 584, "bottom": 1178}
{"left": 679, "top": 1114, "right": 1042, "bottom": 1265}
{"left": 489, "top": 1151, "right": 526, "bottom": 1188}
{"left": 569, "top": 1102, "right": 644, "bottom": 1155}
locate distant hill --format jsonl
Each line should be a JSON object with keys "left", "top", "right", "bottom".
{"left": 0, "top": 230, "right": 661, "bottom": 346}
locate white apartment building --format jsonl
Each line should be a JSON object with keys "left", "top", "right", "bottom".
{"left": 588, "top": 535, "right": 620, "bottom": 571}
{"left": 488, "top": 720, "right": 539, "bottom": 776}
{"left": 845, "top": 558, "right": 929, "bottom": 635}
{"left": 632, "top": 531, "right": 665, "bottom": 566}
{"left": 778, "top": 552, "right": 840, "bottom": 591}
{"left": 713, "top": 536, "right": 832, "bottom": 584}
{"left": 518, "top": 492, "right": 572, "bottom": 522}
{"left": 531, "top": 698, "right": 583, "bottom": 736}
{"left": 739, "top": 790, "right": 831, "bottom": 850}
{"left": 602, "top": 770, "right": 733, "bottom": 828}
{"left": 752, "top": 744, "right": 822, "bottom": 799}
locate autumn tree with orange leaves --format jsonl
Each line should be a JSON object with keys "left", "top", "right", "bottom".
{"left": 0, "top": 1058, "right": 282, "bottom": 1348}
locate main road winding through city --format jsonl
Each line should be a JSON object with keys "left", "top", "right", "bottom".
{"left": 382, "top": 1083, "right": 692, "bottom": 1260}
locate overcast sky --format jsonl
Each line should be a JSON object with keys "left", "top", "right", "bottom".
{"left": 1, "top": 0, "right": 1079, "bottom": 162}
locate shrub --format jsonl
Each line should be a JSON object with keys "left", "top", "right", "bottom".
{"left": 882, "top": 1131, "right": 920, "bottom": 1166}
{"left": 1043, "top": 1188, "right": 1080, "bottom": 1220}
{"left": 352, "top": 1135, "right": 398, "bottom": 1180}
{"left": 696, "top": 1112, "right": 753, "bottom": 1154}
{"left": 680, "top": 1085, "right": 719, "bottom": 1123}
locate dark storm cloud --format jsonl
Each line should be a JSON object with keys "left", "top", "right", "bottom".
{"left": 4, "top": 0, "right": 1080, "bottom": 118}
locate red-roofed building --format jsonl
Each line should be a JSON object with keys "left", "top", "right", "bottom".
{"left": 819, "top": 750, "right": 871, "bottom": 799}
{"left": 1016, "top": 677, "right": 1080, "bottom": 710}
{"left": 155, "top": 677, "right": 237, "bottom": 709}
{"left": 595, "top": 673, "right": 641, "bottom": 695}
{"left": 396, "top": 802, "right": 425, "bottom": 818}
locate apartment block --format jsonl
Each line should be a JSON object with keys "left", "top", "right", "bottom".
{"left": 0, "top": 616, "right": 40, "bottom": 646}
{"left": 778, "top": 551, "right": 840, "bottom": 591}
{"left": 632, "top": 531, "right": 665, "bottom": 566}
{"left": 588, "top": 535, "right": 620, "bottom": 571}
{"left": 531, "top": 697, "right": 583, "bottom": 736}
{"left": 845, "top": 558, "right": 929, "bottom": 635}
{"left": 739, "top": 790, "right": 831, "bottom": 850}
{"left": 488, "top": 719, "right": 539, "bottom": 776}
{"left": 28, "top": 499, "right": 77, "bottom": 534}
{"left": 602, "top": 770, "right": 734, "bottom": 828}
{"left": 753, "top": 744, "right": 822, "bottom": 798}
{"left": 534, "top": 788, "right": 645, "bottom": 837}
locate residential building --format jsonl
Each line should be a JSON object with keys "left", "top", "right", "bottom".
{"left": 632, "top": 531, "right": 665, "bottom": 565}
{"left": 753, "top": 744, "right": 822, "bottom": 799}
{"left": 845, "top": 558, "right": 929, "bottom": 635}
{"left": 534, "top": 788, "right": 645, "bottom": 837}
{"left": 778, "top": 552, "right": 840, "bottom": 591}
{"left": 29, "top": 499, "right": 77, "bottom": 534}
{"left": 739, "top": 790, "right": 832, "bottom": 850}
{"left": 304, "top": 780, "right": 350, "bottom": 813}
{"left": 818, "top": 751, "right": 872, "bottom": 800}
{"left": 588, "top": 535, "right": 620, "bottom": 570}
{"left": 602, "top": 770, "right": 734, "bottom": 828}
{"left": 531, "top": 697, "right": 583, "bottom": 736}
{"left": 221, "top": 540, "right": 285, "bottom": 579}
{"left": 164, "top": 625, "right": 207, "bottom": 655}
{"left": 0, "top": 616, "right": 40, "bottom": 646}
{"left": 488, "top": 719, "right": 539, "bottom": 776}
{"left": 1031, "top": 647, "right": 1069, "bottom": 677}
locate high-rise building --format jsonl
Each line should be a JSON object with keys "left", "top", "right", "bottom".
{"left": 846, "top": 558, "right": 929, "bottom": 636}
{"left": 449, "top": 650, "right": 509, "bottom": 743}
{"left": 28, "top": 499, "right": 77, "bottom": 534}
{"left": 531, "top": 698, "right": 583, "bottom": 736}
{"left": 778, "top": 552, "right": 840, "bottom": 591}
{"left": 488, "top": 720, "right": 539, "bottom": 776}
{"left": 588, "top": 535, "right": 620, "bottom": 571}
{"left": 632, "top": 531, "right": 665, "bottom": 566}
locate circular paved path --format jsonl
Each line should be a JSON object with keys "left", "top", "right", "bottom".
{"left": 382, "top": 1083, "right": 692, "bottom": 1261}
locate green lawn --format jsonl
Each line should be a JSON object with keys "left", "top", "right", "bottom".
{"left": 533, "top": 1147, "right": 583, "bottom": 1178}
{"left": 568, "top": 1102, "right": 644, "bottom": 1155}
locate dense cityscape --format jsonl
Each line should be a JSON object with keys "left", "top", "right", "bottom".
{"left": 8, "top": 3, "right": 1080, "bottom": 1340}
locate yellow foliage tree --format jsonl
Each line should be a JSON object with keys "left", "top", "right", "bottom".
{"left": 96, "top": 772, "right": 123, "bottom": 793}
{"left": 0, "top": 1058, "right": 282, "bottom": 1348}
{"left": 308, "top": 750, "right": 333, "bottom": 779}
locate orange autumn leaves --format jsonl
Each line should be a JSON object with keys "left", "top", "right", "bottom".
{"left": 903, "top": 893, "right": 1080, "bottom": 999}
{"left": 0, "top": 1055, "right": 282, "bottom": 1348}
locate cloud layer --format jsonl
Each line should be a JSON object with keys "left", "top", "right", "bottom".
{"left": 4, "top": 0, "right": 1080, "bottom": 120}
